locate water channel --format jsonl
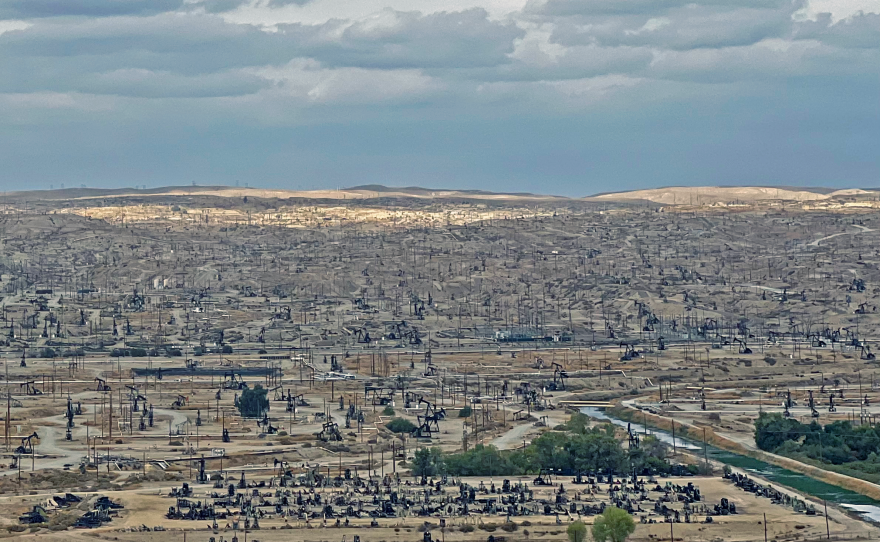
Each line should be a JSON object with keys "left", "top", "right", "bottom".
{"left": 581, "top": 407, "right": 880, "bottom": 523}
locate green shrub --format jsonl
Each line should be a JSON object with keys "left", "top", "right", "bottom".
{"left": 386, "top": 418, "right": 416, "bottom": 433}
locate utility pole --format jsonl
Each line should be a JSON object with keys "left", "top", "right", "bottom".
{"left": 824, "top": 500, "right": 830, "bottom": 539}
{"left": 671, "top": 418, "right": 677, "bottom": 455}
{"left": 702, "top": 427, "right": 709, "bottom": 472}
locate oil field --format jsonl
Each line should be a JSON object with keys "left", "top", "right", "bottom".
{"left": 1, "top": 185, "right": 880, "bottom": 542}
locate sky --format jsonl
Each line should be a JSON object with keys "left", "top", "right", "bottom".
{"left": 0, "top": 0, "right": 877, "bottom": 196}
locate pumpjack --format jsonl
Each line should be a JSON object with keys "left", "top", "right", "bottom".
{"left": 222, "top": 372, "right": 248, "bottom": 390}
{"left": 619, "top": 343, "right": 638, "bottom": 361}
{"left": 317, "top": 421, "right": 343, "bottom": 442}
{"left": 355, "top": 327, "right": 372, "bottom": 344}
{"left": 330, "top": 354, "right": 342, "bottom": 372}
{"left": 286, "top": 393, "right": 307, "bottom": 413}
{"left": 196, "top": 458, "right": 208, "bottom": 484}
{"left": 127, "top": 385, "right": 147, "bottom": 412}
{"left": 808, "top": 390, "right": 819, "bottom": 418}
{"left": 548, "top": 362, "right": 568, "bottom": 391}
{"left": 21, "top": 381, "right": 42, "bottom": 395}
{"left": 15, "top": 432, "right": 39, "bottom": 454}
{"left": 258, "top": 414, "right": 278, "bottom": 434}
{"left": 627, "top": 422, "right": 640, "bottom": 449}
{"left": 66, "top": 397, "right": 75, "bottom": 428}
{"left": 412, "top": 398, "right": 446, "bottom": 438}
{"left": 65, "top": 397, "right": 75, "bottom": 440}
{"left": 533, "top": 468, "right": 553, "bottom": 486}
{"left": 95, "top": 377, "right": 110, "bottom": 392}
{"left": 734, "top": 338, "right": 752, "bottom": 355}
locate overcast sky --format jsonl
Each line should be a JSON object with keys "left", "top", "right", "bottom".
{"left": 0, "top": 0, "right": 877, "bottom": 196}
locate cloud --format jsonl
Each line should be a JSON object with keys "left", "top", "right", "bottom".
{"left": 529, "top": 0, "right": 801, "bottom": 17}
{"left": 0, "top": 0, "right": 185, "bottom": 18}
{"left": 794, "top": 12, "right": 880, "bottom": 49}
{"left": 0, "top": 19, "right": 32, "bottom": 35}
{"left": 247, "top": 59, "right": 440, "bottom": 104}
{"left": 0, "top": 0, "right": 876, "bottom": 193}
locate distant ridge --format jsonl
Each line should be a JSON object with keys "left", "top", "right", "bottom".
{"left": 3, "top": 184, "right": 874, "bottom": 205}
{"left": 345, "top": 184, "right": 546, "bottom": 197}
{"left": 2, "top": 184, "right": 563, "bottom": 202}
{"left": 589, "top": 186, "right": 878, "bottom": 205}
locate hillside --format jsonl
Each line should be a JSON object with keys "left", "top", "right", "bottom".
{"left": 4, "top": 184, "right": 562, "bottom": 202}
{"left": 589, "top": 186, "right": 873, "bottom": 205}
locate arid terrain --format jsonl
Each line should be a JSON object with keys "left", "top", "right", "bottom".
{"left": 0, "top": 185, "right": 879, "bottom": 542}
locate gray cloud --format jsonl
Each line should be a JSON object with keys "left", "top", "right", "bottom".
{"left": 530, "top": 0, "right": 803, "bottom": 17}
{"left": 0, "top": 0, "right": 185, "bottom": 18}
{"left": 278, "top": 9, "right": 525, "bottom": 69}
{"left": 794, "top": 12, "right": 880, "bottom": 49}
{"left": 550, "top": 6, "right": 798, "bottom": 50}
{"left": 0, "top": 0, "right": 876, "bottom": 193}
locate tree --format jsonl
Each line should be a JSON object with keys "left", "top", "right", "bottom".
{"left": 592, "top": 507, "right": 635, "bottom": 542}
{"left": 412, "top": 447, "right": 445, "bottom": 477}
{"left": 237, "top": 384, "right": 269, "bottom": 418}
{"left": 567, "top": 521, "right": 588, "bottom": 542}
{"left": 444, "top": 444, "right": 514, "bottom": 476}
{"left": 755, "top": 412, "right": 811, "bottom": 452}
{"left": 386, "top": 418, "right": 416, "bottom": 433}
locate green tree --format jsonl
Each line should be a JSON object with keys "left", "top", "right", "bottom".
{"left": 567, "top": 521, "right": 588, "bottom": 542}
{"left": 412, "top": 447, "right": 445, "bottom": 477}
{"left": 563, "top": 413, "right": 591, "bottom": 434}
{"left": 386, "top": 418, "right": 416, "bottom": 433}
{"left": 592, "top": 507, "right": 635, "bottom": 542}
{"left": 237, "top": 384, "right": 269, "bottom": 418}
{"left": 445, "top": 444, "right": 514, "bottom": 476}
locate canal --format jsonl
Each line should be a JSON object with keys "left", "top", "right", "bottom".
{"left": 581, "top": 407, "right": 880, "bottom": 523}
